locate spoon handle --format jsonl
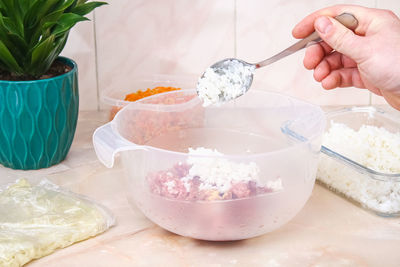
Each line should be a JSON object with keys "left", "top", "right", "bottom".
{"left": 255, "top": 13, "right": 359, "bottom": 68}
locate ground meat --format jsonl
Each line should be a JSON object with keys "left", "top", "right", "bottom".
{"left": 148, "top": 164, "right": 190, "bottom": 200}
{"left": 231, "top": 182, "right": 251, "bottom": 199}
{"left": 147, "top": 162, "right": 278, "bottom": 201}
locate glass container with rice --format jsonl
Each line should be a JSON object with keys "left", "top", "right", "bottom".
{"left": 317, "top": 107, "right": 400, "bottom": 216}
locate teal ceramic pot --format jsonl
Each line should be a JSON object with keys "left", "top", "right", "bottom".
{"left": 0, "top": 57, "right": 79, "bottom": 170}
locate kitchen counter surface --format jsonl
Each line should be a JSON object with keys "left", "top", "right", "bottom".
{"left": 2, "top": 109, "right": 400, "bottom": 267}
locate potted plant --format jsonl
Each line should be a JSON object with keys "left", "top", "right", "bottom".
{"left": 0, "top": 0, "right": 106, "bottom": 170}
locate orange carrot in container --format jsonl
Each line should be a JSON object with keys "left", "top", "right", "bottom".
{"left": 124, "top": 86, "right": 181, "bottom": 102}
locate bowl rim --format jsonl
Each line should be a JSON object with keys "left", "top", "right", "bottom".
{"left": 110, "top": 89, "right": 326, "bottom": 160}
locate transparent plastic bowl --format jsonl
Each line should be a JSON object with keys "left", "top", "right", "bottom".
{"left": 93, "top": 89, "right": 326, "bottom": 241}
{"left": 101, "top": 74, "right": 197, "bottom": 120}
{"left": 316, "top": 106, "right": 400, "bottom": 217}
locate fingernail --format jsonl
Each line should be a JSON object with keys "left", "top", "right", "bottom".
{"left": 315, "top": 16, "right": 332, "bottom": 34}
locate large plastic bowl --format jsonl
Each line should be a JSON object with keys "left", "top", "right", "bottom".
{"left": 93, "top": 89, "right": 326, "bottom": 241}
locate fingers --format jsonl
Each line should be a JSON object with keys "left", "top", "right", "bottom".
{"left": 321, "top": 68, "right": 366, "bottom": 89}
{"left": 317, "top": 67, "right": 383, "bottom": 96}
{"left": 292, "top": 4, "right": 375, "bottom": 39}
{"left": 381, "top": 90, "right": 400, "bottom": 110}
{"left": 304, "top": 42, "right": 333, "bottom": 69}
{"left": 313, "top": 52, "right": 357, "bottom": 81}
{"left": 369, "top": 87, "right": 383, "bottom": 96}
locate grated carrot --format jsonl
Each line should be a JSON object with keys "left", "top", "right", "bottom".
{"left": 124, "top": 86, "right": 181, "bottom": 102}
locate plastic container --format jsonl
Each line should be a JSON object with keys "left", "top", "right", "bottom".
{"left": 101, "top": 74, "right": 197, "bottom": 120}
{"left": 317, "top": 106, "right": 400, "bottom": 217}
{"left": 0, "top": 178, "right": 114, "bottom": 266}
{"left": 93, "top": 89, "right": 326, "bottom": 241}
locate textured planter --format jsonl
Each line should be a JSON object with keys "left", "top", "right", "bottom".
{"left": 0, "top": 57, "right": 79, "bottom": 170}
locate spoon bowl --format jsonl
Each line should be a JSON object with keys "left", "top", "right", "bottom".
{"left": 197, "top": 58, "right": 255, "bottom": 105}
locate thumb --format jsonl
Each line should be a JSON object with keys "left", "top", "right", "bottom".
{"left": 314, "top": 16, "right": 364, "bottom": 62}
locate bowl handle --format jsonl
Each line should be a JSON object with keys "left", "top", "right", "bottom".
{"left": 92, "top": 122, "right": 144, "bottom": 168}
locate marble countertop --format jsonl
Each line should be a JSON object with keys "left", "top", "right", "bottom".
{"left": 2, "top": 110, "right": 400, "bottom": 267}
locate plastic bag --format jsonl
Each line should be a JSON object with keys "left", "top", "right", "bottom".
{"left": 0, "top": 179, "right": 115, "bottom": 267}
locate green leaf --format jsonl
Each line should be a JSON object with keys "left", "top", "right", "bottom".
{"left": 28, "top": 32, "right": 68, "bottom": 77}
{"left": 77, "top": 0, "right": 89, "bottom": 5}
{"left": 4, "top": 33, "right": 28, "bottom": 61}
{"left": 42, "top": 33, "right": 68, "bottom": 74}
{"left": 28, "top": 9, "right": 64, "bottom": 47}
{"left": 17, "top": 0, "right": 33, "bottom": 15}
{"left": 54, "top": 32, "right": 69, "bottom": 54}
{"left": 0, "top": 14, "right": 27, "bottom": 63}
{"left": 52, "top": 13, "right": 88, "bottom": 37}
{"left": 30, "top": 34, "right": 55, "bottom": 67}
{"left": 0, "top": 40, "right": 22, "bottom": 74}
{"left": 24, "top": 0, "right": 59, "bottom": 28}
{"left": 56, "top": 0, "right": 76, "bottom": 11}
{"left": 2, "top": 17, "right": 23, "bottom": 37}
{"left": 0, "top": 15, "right": 13, "bottom": 43}
{"left": 24, "top": 0, "right": 74, "bottom": 30}
{"left": 71, "top": 2, "right": 107, "bottom": 16}
{"left": 0, "top": 0, "right": 15, "bottom": 15}
{"left": 1, "top": 0, "right": 24, "bottom": 35}
{"left": 41, "top": 10, "right": 64, "bottom": 30}
{"left": 47, "top": 0, "right": 75, "bottom": 16}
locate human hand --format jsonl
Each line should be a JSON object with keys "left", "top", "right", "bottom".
{"left": 292, "top": 5, "right": 400, "bottom": 110}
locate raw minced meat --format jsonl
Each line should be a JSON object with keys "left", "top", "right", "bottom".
{"left": 147, "top": 147, "right": 283, "bottom": 201}
{"left": 148, "top": 162, "right": 278, "bottom": 201}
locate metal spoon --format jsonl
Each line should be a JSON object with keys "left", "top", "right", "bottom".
{"left": 197, "top": 13, "right": 358, "bottom": 105}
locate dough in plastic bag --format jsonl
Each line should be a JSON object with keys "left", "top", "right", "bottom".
{"left": 0, "top": 179, "right": 115, "bottom": 267}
